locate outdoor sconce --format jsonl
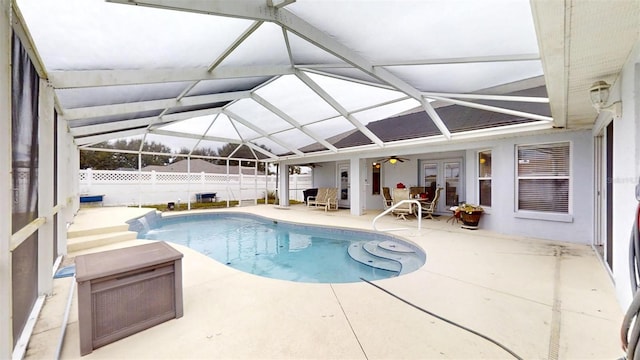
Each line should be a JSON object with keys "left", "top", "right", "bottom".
{"left": 589, "top": 80, "right": 621, "bottom": 118}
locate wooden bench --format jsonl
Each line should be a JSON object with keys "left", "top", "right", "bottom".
{"left": 195, "top": 192, "right": 217, "bottom": 203}
{"left": 79, "top": 194, "right": 104, "bottom": 207}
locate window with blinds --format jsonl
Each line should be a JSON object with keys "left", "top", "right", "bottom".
{"left": 478, "top": 150, "right": 491, "bottom": 207}
{"left": 517, "top": 142, "right": 570, "bottom": 213}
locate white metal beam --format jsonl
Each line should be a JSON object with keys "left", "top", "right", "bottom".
{"left": 267, "top": 0, "right": 296, "bottom": 9}
{"left": 75, "top": 128, "right": 148, "bottom": 146}
{"left": 69, "top": 107, "right": 224, "bottom": 136}
{"left": 108, "top": 0, "right": 454, "bottom": 138}
{"left": 107, "top": 0, "right": 276, "bottom": 21}
{"left": 421, "top": 92, "right": 549, "bottom": 103}
{"left": 251, "top": 93, "right": 338, "bottom": 152}
{"left": 427, "top": 95, "right": 554, "bottom": 122}
{"left": 245, "top": 142, "right": 278, "bottom": 159}
{"left": 11, "top": 3, "right": 47, "bottom": 78}
{"left": 421, "top": 99, "right": 452, "bottom": 139}
{"left": 48, "top": 65, "right": 294, "bottom": 89}
{"left": 224, "top": 109, "right": 304, "bottom": 156}
{"left": 296, "top": 70, "right": 385, "bottom": 147}
{"left": 1, "top": 0, "right": 13, "bottom": 356}
{"left": 150, "top": 128, "right": 241, "bottom": 145}
{"left": 371, "top": 53, "right": 541, "bottom": 67}
{"left": 208, "top": 21, "right": 263, "bottom": 71}
{"left": 61, "top": 91, "right": 248, "bottom": 121}
{"left": 37, "top": 79, "right": 54, "bottom": 296}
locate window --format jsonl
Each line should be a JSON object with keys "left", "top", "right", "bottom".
{"left": 478, "top": 150, "right": 491, "bottom": 207}
{"left": 517, "top": 142, "right": 570, "bottom": 213}
{"left": 371, "top": 162, "right": 381, "bottom": 195}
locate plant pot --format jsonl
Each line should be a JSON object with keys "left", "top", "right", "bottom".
{"left": 460, "top": 210, "right": 483, "bottom": 227}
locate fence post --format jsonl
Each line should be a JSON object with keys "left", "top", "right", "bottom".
{"left": 87, "top": 168, "right": 93, "bottom": 194}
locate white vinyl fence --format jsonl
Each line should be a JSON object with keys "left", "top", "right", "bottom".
{"left": 79, "top": 169, "right": 312, "bottom": 207}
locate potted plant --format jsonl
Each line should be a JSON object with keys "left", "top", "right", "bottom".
{"left": 459, "top": 204, "right": 484, "bottom": 228}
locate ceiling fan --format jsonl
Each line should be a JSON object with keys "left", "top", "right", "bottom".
{"left": 376, "top": 156, "right": 409, "bottom": 164}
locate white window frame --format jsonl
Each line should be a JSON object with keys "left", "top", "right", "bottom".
{"left": 514, "top": 141, "right": 573, "bottom": 223}
{"left": 477, "top": 149, "right": 492, "bottom": 209}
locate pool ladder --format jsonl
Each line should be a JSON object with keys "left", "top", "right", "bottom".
{"left": 372, "top": 200, "right": 422, "bottom": 232}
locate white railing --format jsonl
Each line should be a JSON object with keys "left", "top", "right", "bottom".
{"left": 79, "top": 169, "right": 312, "bottom": 207}
{"left": 372, "top": 200, "right": 422, "bottom": 232}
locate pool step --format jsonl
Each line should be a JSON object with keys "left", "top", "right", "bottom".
{"left": 347, "top": 242, "right": 401, "bottom": 272}
{"left": 348, "top": 240, "right": 422, "bottom": 275}
{"left": 378, "top": 240, "right": 415, "bottom": 253}
{"left": 67, "top": 231, "right": 138, "bottom": 253}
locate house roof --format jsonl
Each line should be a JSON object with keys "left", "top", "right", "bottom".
{"left": 12, "top": 0, "right": 640, "bottom": 163}
{"left": 142, "top": 158, "right": 263, "bottom": 175}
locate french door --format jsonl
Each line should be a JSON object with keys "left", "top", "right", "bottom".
{"left": 421, "top": 158, "right": 463, "bottom": 213}
{"left": 338, "top": 163, "right": 350, "bottom": 208}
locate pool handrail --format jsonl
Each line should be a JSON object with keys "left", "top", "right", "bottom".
{"left": 373, "top": 199, "right": 422, "bottom": 232}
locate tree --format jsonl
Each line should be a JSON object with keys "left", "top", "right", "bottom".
{"left": 215, "top": 143, "right": 271, "bottom": 173}
{"left": 80, "top": 139, "right": 175, "bottom": 169}
{"left": 177, "top": 146, "right": 218, "bottom": 163}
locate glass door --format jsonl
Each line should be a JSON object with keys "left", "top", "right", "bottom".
{"left": 421, "top": 158, "right": 463, "bottom": 213}
{"left": 338, "top": 163, "right": 350, "bottom": 208}
{"left": 423, "top": 163, "right": 438, "bottom": 201}
{"left": 444, "top": 161, "right": 461, "bottom": 207}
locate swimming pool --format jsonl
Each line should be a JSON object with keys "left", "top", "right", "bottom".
{"left": 131, "top": 212, "right": 425, "bottom": 283}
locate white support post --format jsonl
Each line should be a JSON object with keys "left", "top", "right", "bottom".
{"left": 37, "top": 78, "right": 54, "bottom": 295}
{"left": 72, "top": 145, "right": 80, "bottom": 213}
{"left": 226, "top": 159, "right": 230, "bottom": 208}
{"left": 56, "top": 110, "right": 68, "bottom": 257}
{"left": 187, "top": 156, "right": 191, "bottom": 210}
{"left": 254, "top": 161, "right": 258, "bottom": 205}
{"left": 238, "top": 161, "right": 242, "bottom": 205}
{"left": 279, "top": 164, "right": 290, "bottom": 207}
{"left": 137, "top": 152, "right": 142, "bottom": 207}
{"left": 264, "top": 164, "right": 268, "bottom": 204}
{"left": 0, "top": 0, "right": 13, "bottom": 355}
{"left": 350, "top": 157, "right": 364, "bottom": 215}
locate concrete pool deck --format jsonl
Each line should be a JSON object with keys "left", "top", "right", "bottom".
{"left": 26, "top": 205, "right": 624, "bottom": 359}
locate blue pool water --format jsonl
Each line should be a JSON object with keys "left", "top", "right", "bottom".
{"left": 134, "top": 212, "right": 425, "bottom": 283}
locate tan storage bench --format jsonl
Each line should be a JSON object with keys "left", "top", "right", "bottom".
{"left": 75, "top": 242, "right": 183, "bottom": 355}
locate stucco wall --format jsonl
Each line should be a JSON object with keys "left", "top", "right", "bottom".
{"left": 470, "top": 130, "right": 593, "bottom": 243}
{"left": 353, "top": 130, "right": 594, "bottom": 245}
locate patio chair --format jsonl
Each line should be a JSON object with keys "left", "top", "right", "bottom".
{"left": 421, "top": 187, "right": 443, "bottom": 220}
{"left": 409, "top": 186, "right": 426, "bottom": 199}
{"left": 324, "top": 187, "right": 338, "bottom": 211}
{"left": 392, "top": 188, "right": 413, "bottom": 220}
{"left": 307, "top": 187, "right": 328, "bottom": 208}
{"left": 308, "top": 187, "right": 339, "bottom": 211}
{"left": 382, "top": 187, "right": 393, "bottom": 210}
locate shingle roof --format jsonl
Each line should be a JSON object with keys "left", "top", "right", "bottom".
{"left": 332, "top": 86, "right": 551, "bottom": 149}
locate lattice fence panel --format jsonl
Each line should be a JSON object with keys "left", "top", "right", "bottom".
{"left": 91, "top": 171, "right": 145, "bottom": 183}
{"left": 204, "top": 174, "right": 236, "bottom": 183}
{"left": 156, "top": 173, "right": 191, "bottom": 183}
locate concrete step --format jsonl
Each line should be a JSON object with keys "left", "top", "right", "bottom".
{"left": 67, "top": 231, "right": 138, "bottom": 253}
{"left": 67, "top": 224, "right": 130, "bottom": 239}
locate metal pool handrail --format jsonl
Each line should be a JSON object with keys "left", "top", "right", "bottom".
{"left": 372, "top": 199, "right": 422, "bottom": 232}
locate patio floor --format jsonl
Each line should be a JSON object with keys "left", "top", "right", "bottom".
{"left": 26, "top": 205, "right": 624, "bottom": 359}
